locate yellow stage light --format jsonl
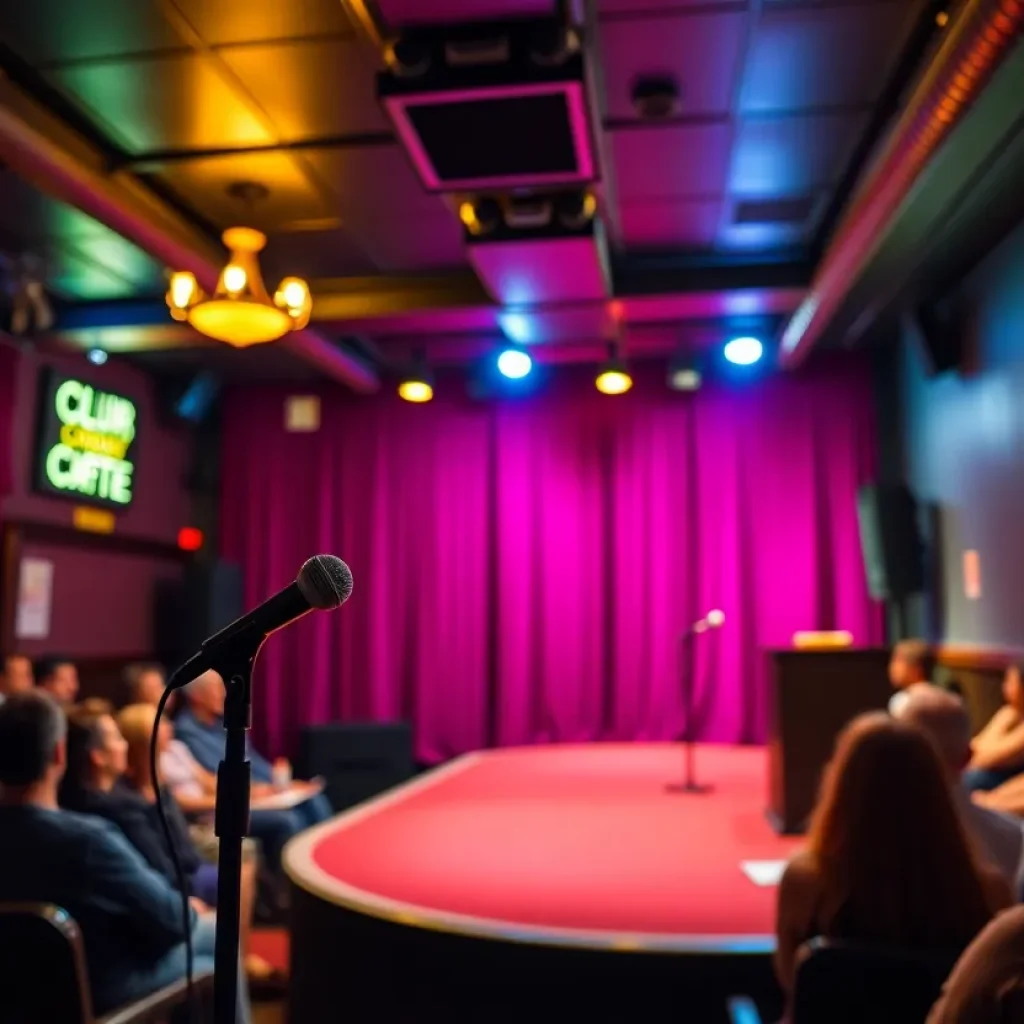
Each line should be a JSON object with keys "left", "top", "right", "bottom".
{"left": 398, "top": 379, "right": 433, "bottom": 403}
{"left": 596, "top": 368, "right": 633, "bottom": 395}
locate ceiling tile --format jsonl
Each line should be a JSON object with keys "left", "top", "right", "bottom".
{"left": 150, "top": 151, "right": 333, "bottom": 231}
{"left": 305, "top": 144, "right": 443, "bottom": 217}
{"left": 262, "top": 229, "right": 377, "bottom": 280}
{"left": 342, "top": 208, "right": 468, "bottom": 273}
{"left": 729, "top": 113, "right": 868, "bottom": 195}
{"left": 740, "top": 2, "right": 918, "bottom": 114}
{"left": 376, "top": 0, "right": 553, "bottom": 28}
{"left": 620, "top": 198, "right": 722, "bottom": 249}
{"left": 48, "top": 53, "right": 274, "bottom": 155}
{"left": 0, "top": 1, "right": 185, "bottom": 64}
{"left": 217, "top": 37, "right": 391, "bottom": 141}
{"left": 716, "top": 221, "right": 810, "bottom": 254}
{"left": 171, "top": 0, "right": 352, "bottom": 45}
{"left": 600, "top": 1, "right": 743, "bottom": 9}
{"left": 42, "top": 246, "right": 137, "bottom": 301}
{"left": 64, "top": 231, "right": 168, "bottom": 291}
{"left": 611, "top": 123, "right": 733, "bottom": 200}
{"left": 600, "top": 10, "right": 747, "bottom": 119}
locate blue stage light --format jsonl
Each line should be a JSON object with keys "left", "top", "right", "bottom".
{"left": 723, "top": 336, "right": 763, "bottom": 366}
{"left": 497, "top": 347, "right": 532, "bottom": 379}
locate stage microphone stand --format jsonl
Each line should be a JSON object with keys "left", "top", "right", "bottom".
{"left": 211, "top": 636, "right": 262, "bottom": 1024}
{"left": 666, "top": 627, "right": 713, "bottom": 795}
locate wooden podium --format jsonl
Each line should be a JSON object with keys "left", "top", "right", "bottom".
{"left": 767, "top": 647, "right": 892, "bottom": 835}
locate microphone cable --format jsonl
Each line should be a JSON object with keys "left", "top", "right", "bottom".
{"left": 149, "top": 667, "right": 199, "bottom": 1024}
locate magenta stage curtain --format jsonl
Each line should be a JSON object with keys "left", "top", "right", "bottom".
{"left": 221, "top": 362, "right": 881, "bottom": 761}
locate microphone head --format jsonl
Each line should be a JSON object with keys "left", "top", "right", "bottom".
{"left": 297, "top": 555, "right": 354, "bottom": 610}
{"left": 707, "top": 609, "right": 725, "bottom": 628}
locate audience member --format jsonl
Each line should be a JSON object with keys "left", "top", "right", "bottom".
{"left": 928, "top": 905, "right": 1024, "bottom": 1022}
{"left": 0, "top": 692, "right": 251, "bottom": 1021}
{"left": 33, "top": 655, "right": 79, "bottom": 705}
{"left": 177, "top": 670, "right": 331, "bottom": 822}
{"left": 895, "top": 684, "right": 1024, "bottom": 888}
{"left": 0, "top": 651, "right": 33, "bottom": 704}
{"left": 887, "top": 639, "right": 935, "bottom": 715}
{"left": 964, "top": 662, "right": 1024, "bottom": 793}
{"left": 774, "top": 713, "right": 1011, "bottom": 996}
{"left": 123, "top": 661, "right": 171, "bottom": 709}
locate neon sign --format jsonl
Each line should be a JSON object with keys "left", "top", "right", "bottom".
{"left": 35, "top": 373, "right": 138, "bottom": 507}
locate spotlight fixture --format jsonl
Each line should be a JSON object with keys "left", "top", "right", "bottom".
{"left": 555, "top": 191, "right": 597, "bottom": 230}
{"left": 632, "top": 76, "right": 681, "bottom": 120}
{"left": 497, "top": 346, "right": 532, "bottom": 380}
{"left": 723, "top": 336, "right": 764, "bottom": 366}
{"left": 398, "top": 354, "right": 434, "bottom": 403}
{"left": 166, "top": 227, "right": 312, "bottom": 347}
{"left": 86, "top": 347, "right": 108, "bottom": 366}
{"left": 667, "top": 352, "right": 701, "bottom": 391}
{"left": 459, "top": 197, "right": 503, "bottom": 236}
{"left": 596, "top": 344, "right": 633, "bottom": 395}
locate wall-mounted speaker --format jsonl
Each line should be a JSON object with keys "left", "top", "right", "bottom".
{"left": 912, "top": 303, "right": 962, "bottom": 376}
{"left": 857, "top": 484, "right": 926, "bottom": 601}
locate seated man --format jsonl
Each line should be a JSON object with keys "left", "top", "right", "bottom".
{"left": 964, "top": 662, "right": 1024, "bottom": 793}
{"left": 33, "top": 655, "right": 79, "bottom": 706}
{"left": 0, "top": 650, "right": 33, "bottom": 704}
{"left": 0, "top": 691, "right": 250, "bottom": 1021}
{"left": 895, "top": 684, "right": 1024, "bottom": 888}
{"left": 175, "top": 670, "right": 331, "bottom": 873}
{"left": 887, "top": 639, "right": 937, "bottom": 715}
{"left": 123, "top": 660, "right": 172, "bottom": 709}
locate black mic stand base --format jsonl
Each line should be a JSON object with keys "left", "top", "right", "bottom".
{"left": 665, "top": 740, "right": 714, "bottom": 794}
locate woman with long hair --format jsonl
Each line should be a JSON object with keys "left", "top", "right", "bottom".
{"left": 775, "top": 712, "right": 1012, "bottom": 994}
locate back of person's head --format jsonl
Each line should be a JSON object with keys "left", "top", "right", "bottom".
{"left": 807, "top": 712, "right": 992, "bottom": 948}
{"left": 116, "top": 702, "right": 158, "bottom": 749}
{"left": 32, "top": 655, "right": 79, "bottom": 704}
{"left": 0, "top": 691, "right": 67, "bottom": 788}
{"left": 894, "top": 685, "right": 972, "bottom": 779}
{"left": 122, "top": 662, "right": 166, "bottom": 707}
{"left": 183, "top": 670, "right": 225, "bottom": 717}
{"left": 889, "top": 639, "right": 935, "bottom": 688}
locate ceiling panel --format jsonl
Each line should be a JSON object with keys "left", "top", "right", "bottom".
{"left": 728, "top": 112, "right": 868, "bottom": 196}
{"left": 64, "top": 231, "right": 168, "bottom": 291}
{"left": 262, "top": 229, "right": 377, "bottom": 280}
{"left": 150, "top": 151, "right": 334, "bottom": 230}
{"left": 0, "top": 1, "right": 186, "bottom": 64}
{"left": 600, "top": 10, "right": 747, "bottom": 119}
{"left": 376, "top": 0, "right": 555, "bottom": 27}
{"left": 217, "top": 37, "right": 391, "bottom": 140}
{"left": 170, "top": 0, "right": 352, "bottom": 46}
{"left": 619, "top": 198, "right": 722, "bottom": 249}
{"left": 599, "top": 1, "right": 742, "bottom": 10}
{"left": 716, "top": 221, "right": 810, "bottom": 254}
{"left": 740, "top": 2, "right": 916, "bottom": 114}
{"left": 48, "top": 53, "right": 274, "bottom": 154}
{"left": 611, "top": 123, "right": 733, "bottom": 200}
{"left": 305, "top": 144, "right": 444, "bottom": 217}
{"left": 42, "top": 246, "right": 138, "bottom": 301}
{"left": 342, "top": 207, "right": 468, "bottom": 273}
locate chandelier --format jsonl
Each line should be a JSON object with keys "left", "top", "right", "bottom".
{"left": 166, "top": 227, "right": 312, "bottom": 347}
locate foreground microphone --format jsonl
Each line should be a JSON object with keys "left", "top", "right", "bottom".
{"left": 692, "top": 609, "right": 725, "bottom": 634}
{"left": 169, "top": 554, "right": 353, "bottom": 688}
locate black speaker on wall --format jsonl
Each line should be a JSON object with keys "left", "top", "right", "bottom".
{"left": 856, "top": 484, "right": 925, "bottom": 601}
{"left": 154, "top": 560, "right": 243, "bottom": 666}
{"left": 913, "top": 303, "right": 962, "bottom": 376}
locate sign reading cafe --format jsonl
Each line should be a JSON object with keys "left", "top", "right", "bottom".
{"left": 35, "top": 372, "right": 138, "bottom": 507}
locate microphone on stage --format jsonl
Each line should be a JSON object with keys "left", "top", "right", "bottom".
{"left": 692, "top": 609, "right": 725, "bottom": 634}
{"left": 168, "top": 554, "right": 354, "bottom": 688}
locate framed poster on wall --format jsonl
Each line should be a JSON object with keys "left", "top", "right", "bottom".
{"left": 15, "top": 557, "right": 54, "bottom": 639}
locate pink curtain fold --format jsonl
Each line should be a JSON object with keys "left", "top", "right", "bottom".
{"left": 221, "top": 361, "right": 882, "bottom": 761}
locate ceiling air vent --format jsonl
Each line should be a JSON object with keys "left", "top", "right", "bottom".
{"left": 733, "top": 197, "right": 817, "bottom": 225}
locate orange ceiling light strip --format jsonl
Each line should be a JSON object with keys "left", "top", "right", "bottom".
{"left": 780, "top": 0, "right": 1024, "bottom": 368}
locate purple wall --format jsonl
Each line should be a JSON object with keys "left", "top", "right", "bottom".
{"left": 901, "top": 216, "right": 1024, "bottom": 647}
{"left": 2, "top": 348, "right": 192, "bottom": 657}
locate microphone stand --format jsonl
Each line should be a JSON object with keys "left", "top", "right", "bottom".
{"left": 212, "top": 639, "right": 261, "bottom": 1024}
{"left": 667, "top": 629, "right": 712, "bottom": 794}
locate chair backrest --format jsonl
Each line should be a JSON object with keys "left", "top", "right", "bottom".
{"left": 792, "top": 937, "right": 959, "bottom": 1024}
{"left": 0, "top": 903, "right": 93, "bottom": 1024}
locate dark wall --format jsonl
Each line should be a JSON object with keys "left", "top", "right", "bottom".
{"left": 1, "top": 348, "right": 193, "bottom": 658}
{"left": 899, "top": 216, "right": 1024, "bottom": 647}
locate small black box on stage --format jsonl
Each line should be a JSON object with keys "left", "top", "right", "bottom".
{"left": 298, "top": 722, "right": 414, "bottom": 812}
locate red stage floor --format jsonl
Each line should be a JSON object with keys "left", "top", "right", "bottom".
{"left": 285, "top": 744, "right": 801, "bottom": 952}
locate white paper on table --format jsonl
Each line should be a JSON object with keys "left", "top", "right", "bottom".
{"left": 251, "top": 779, "right": 325, "bottom": 811}
{"left": 740, "top": 859, "right": 788, "bottom": 886}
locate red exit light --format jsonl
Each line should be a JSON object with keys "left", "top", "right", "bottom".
{"left": 178, "top": 527, "right": 204, "bottom": 552}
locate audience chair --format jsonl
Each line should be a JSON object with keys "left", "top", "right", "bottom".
{"left": 0, "top": 903, "right": 214, "bottom": 1023}
{"left": 727, "top": 937, "right": 960, "bottom": 1024}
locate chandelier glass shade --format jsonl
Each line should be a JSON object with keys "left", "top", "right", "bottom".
{"left": 166, "top": 227, "right": 312, "bottom": 347}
